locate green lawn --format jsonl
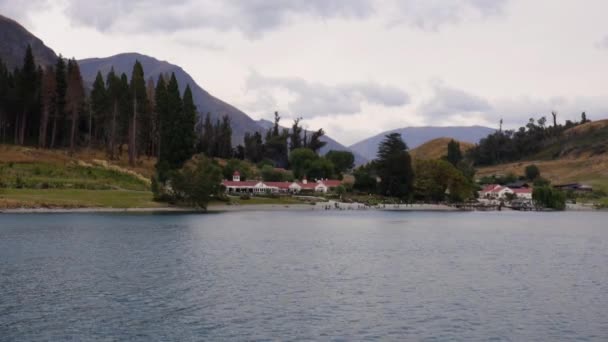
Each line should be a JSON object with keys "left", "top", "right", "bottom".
{"left": 0, "top": 189, "right": 165, "bottom": 209}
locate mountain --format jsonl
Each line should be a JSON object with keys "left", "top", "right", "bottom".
{"left": 78, "top": 53, "right": 262, "bottom": 146}
{"left": 349, "top": 126, "right": 495, "bottom": 161}
{"left": 256, "top": 119, "right": 368, "bottom": 165}
{"left": 409, "top": 138, "right": 474, "bottom": 160}
{"left": 0, "top": 14, "right": 57, "bottom": 69}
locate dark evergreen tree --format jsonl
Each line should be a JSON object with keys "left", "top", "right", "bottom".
{"left": 446, "top": 139, "right": 463, "bottom": 167}
{"left": 376, "top": 133, "right": 414, "bottom": 199}
{"left": 128, "top": 60, "right": 147, "bottom": 165}
{"left": 51, "top": 56, "right": 66, "bottom": 148}
{"left": 66, "top": 59, "right": 85, "bottom": 152}
{"left": 290, "top": 117, "right": 303, "bottom": 151}
{"left": 90, "top": 71, "right": 107, "bottom": 148}
{"left": 307, "top": 128, "right": 327, "bottom": 153}
{"left": 16, "top": 45, "right": 39, "bottom": 145}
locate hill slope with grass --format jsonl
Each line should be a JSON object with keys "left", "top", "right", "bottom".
{"left": 0, "top": 145, "right": 164, "bottom": 209}
{"left": 410, "top": 138, "right": 473, "bottom": 160}
{"left": 476, "top": 120, "right": 608, "bottom": 192}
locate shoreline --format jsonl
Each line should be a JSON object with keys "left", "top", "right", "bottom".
{"left": 0, "top": 202, "right": 604, "bottom": 214}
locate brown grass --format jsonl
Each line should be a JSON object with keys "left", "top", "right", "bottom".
{"left": 0, "top": 144, "right": 156, "bottom": 179}
{"left": 476, "top": 155, "right": 608, "bottom": 191}
{"left": 410, "top": 137, "right": 474, "bottom": 160}
{"left": 564, "top": 119, "right": 608, "bottom": 137}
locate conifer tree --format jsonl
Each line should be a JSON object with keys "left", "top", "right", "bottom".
{"left": 90, "top": 71, "right": 107, "bottom": 148}
{"left": 51, "top": 56, "right": 66, "bottom": 148}
{"left": 154, "top": 75, "right": 168, "bottom": 160}
{"left": 16, "top": 45, "right": 39, "bottom": 145}
{"left": 128, "top": 60, "right": 147, "bottom": 165}
{"left": 66, "top": 59, "right": 84, "bottom": 153}
{"left": 39, "top": 67, "right": 55, "bottom": 148}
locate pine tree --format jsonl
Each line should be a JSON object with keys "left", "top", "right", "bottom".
{"left": 90, "top": 71, "right": 107, "bottom": 149}
{"left": 128, "top": 60, "right": 147, "bottom": 165}
{"left": 51, "top": 56, "right": 66, "bottom": 149}
{"left": 39, "top": 67, "right": 56, "bottom": 147}
{"left": 199, "top": 112, "right": 213, "bottom": 156}
{"left": 145, "top": 77, "right": 156, "bottom": 157}
{"left": 290, "top": 117, "right": 303, "bottom": 151}
{"left": 66, "top": 59, "right": 85, "bottom": 153}
{"left": 446, "top": 139, "right": 462, "bottom": 167}
{"left": 219, "top": 115, "right": 232, "bottom": 158}
{"left": 376, "top": 133, "right": 414, "bottom": 199}
{"left": 154, "top": 75, "right": 168, "bottom": 160}
{"left": 157, "top": 73, "right": 183, "bottom": 180}
{"left": 16, "top": 45, "right": 39, "bottom": 145}
{"left": 105, "top": 69, "right": 120, "bottom": 159}
{"left": 180, "top": 84, "right": 197, "bottom": 160}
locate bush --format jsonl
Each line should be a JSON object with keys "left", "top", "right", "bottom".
{"left": 525, "top": 164, "right": 540, "bottom": 180}
{"left": 533, "top": 186, "right": 566, "bottom": 210}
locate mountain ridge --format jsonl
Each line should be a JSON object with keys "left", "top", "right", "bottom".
{"left": 349, "top": 125, "right": 495, "bottom": 161}
{"left": 78, "top": 52, "right": 262, "bottom": 146}
{"left": 0, "top": 14, "right": 57, "bottom": 69}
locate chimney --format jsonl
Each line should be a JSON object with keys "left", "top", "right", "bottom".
{"left": 302, "top": 176, "right": 307, "bottom": 184}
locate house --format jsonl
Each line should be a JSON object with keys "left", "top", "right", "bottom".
{"left": 512, "top": 188, "right": 533, "bottom": 199}
{"left": 221, "top": 171, "right": 343, "bottom": 195}
{"left": 479, "top": 183, "right": 534, "bottom": 200}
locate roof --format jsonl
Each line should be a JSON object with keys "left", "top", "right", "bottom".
{"left": 233, "top": 171, "right": 240, "bottom": 176}
{"left": 320, "top": 180, "right": 342, "bottom": 188}
{"left": 480, "top": 184, "right": 500, "bottom": 193}
{"left": 298, "top": 182, "right": 318, "bottom": 190}
{"left": 512, "top": 188, "right": 532, "bottom": 194}
{"left": 264, "top": 182, "right": 293, "bottom": 190}
{"left": 222, "top": 181, "right": 259, "bottom": 187}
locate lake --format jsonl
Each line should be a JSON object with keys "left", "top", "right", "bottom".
{"left": 1, "top": 211, "right": 607, "bottom": 341}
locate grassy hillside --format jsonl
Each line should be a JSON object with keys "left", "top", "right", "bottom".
{"left": 476, "top": 120, "right": 608, "bottom": 192}
{"left": 0, "top": 145, "right": 162, "bottom": 209}
{"left": 410, "top": 138, "right": 473, "bottom": 160}
{"left": 476, "top": 156, "right": 608, "bottom": 192}
{"left": 530, "top": 120, "right": 608, "bottom": 160}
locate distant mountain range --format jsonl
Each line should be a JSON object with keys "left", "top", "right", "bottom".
{"left": 0, "top": 14, "right": 57, "bottom": 69}
{"left": 349, "top": 126, "right": 495, "bottom": 161}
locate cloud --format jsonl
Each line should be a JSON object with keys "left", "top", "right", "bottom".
{"left": 0, "top": 0, "right": 50, "bottom": 23}
{"left": 58, "top": 0, "right": 509, "bottom": 38}
{"left": 419, "top": 82, "right": 608, "bottom": 128}
{"left": 245, "top": 70, "right": 410, "bottom": 118}
{"left": 419, "top": 83, "right": 492, "bottom": 119}
{"left": 596, "top": 35, "right": 608, "bottom": 49}
{"left": 389, "top": 0, "right": 508, "bottom": 31}
{"left": 63, "top": 0, "right": 374, "bottom": 39}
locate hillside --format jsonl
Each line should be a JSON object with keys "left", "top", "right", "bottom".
{"left": 476, "top": 119, "right": 608, "bottom": 192}
{"left": 256, "top": 119, "right": 368, "bottom": 165}
{"left": 410, "top": 138, "right": 474, "bottom": 160}
{"left": 79, "top": 53, "right": 262, "bottom": 146}
{"left": 0, "top": 14, "right": 57, "bottom": 69}
{"left": 0, "top": 144, "right": 163, "bottom": 209}
{"left": 350, "top": 126, "right": 495, "bottom": 161}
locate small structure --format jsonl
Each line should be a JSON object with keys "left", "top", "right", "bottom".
{"left": 479, "top": 184, "right": 531, "bottom": 200}
{"left": 554, "top": 183, "right": 593, "bottom": 193}
{"left": 512, "top": 188, "right": 533, "bottom": 199}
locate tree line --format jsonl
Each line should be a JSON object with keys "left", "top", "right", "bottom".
{"left": 467, "top": 113, "right": 590, "bottom": 166}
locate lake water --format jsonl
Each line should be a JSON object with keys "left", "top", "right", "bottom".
{"left": 1, "top": 211, "right": 607, "bottom": 341}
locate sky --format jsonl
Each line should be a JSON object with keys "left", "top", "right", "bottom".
{"left": 2, "top": 0, "right": 608, "bottom": 145}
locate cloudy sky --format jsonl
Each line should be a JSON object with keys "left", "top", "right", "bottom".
{"left": 3, "top": 0, "right": 608, "bottom": 145}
